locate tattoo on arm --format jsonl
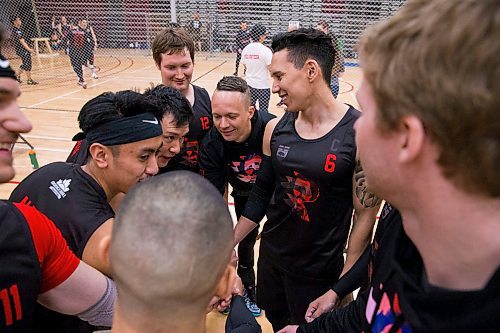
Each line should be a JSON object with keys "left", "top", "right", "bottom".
{"left": 354, "top": 161, "right": 381, "bottom": 208}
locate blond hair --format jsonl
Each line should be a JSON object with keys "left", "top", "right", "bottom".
{"left": 359, "top": 0, "right": 500, "bottom": 197}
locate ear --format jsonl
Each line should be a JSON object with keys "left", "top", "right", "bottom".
{"left": 304, "top": 59, "right": 320, "bottom": 82}
{"left": 248, "top": 105, "right": 256, "bottom": 119}
{"left": 98, "top": 234, "right": 112, "bottom": 273}
{"left": 213, "top": 265, "right": 236, "bottom": 300}
{"left": 89, "top": 143, "right": 111, "bottom": 168}
{"left": 398, "top": 115, "right": 426, "bottom": 163}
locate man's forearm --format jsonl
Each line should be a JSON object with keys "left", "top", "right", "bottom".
{"left": 234, "top": 216, "right": 258, "bottom": 246}
{"left": 341, "top": 211, "right": 377, "bottom": 276}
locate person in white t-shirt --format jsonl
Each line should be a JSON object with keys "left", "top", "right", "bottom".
{"left": 241, "top": 24, "right": 272, "bottom": 112}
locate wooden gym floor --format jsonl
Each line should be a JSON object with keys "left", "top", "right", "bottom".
{"left": 4, "top": 50, "right": 363, "bottom": 332}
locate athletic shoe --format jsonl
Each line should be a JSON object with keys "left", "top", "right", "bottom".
{"left": 26, "top": 79, "right": 38, "bottom": 85}
{"left": 16, "top": 75, "right": 22, "bottom": 83}
{"left": 243, "top": 291, "right": 262, "bottom": 317}
{"left": 91, "top": 72, "right": 98, "bottom": 79}
{"left": 78, "top": 80, "right": 87, "bottom": 89}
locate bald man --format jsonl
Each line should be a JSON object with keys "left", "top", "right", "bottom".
{"left": 109, "top": 172, "right": 259, "bottom": 333}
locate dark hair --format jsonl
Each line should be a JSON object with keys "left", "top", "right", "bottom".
{"left": 271, "top": 28, "right": 334, "bottom": 84}
{"left": 143, "top": 84, "right": 192, "bottom": 126}
{"left": 78, "top": 90, "right": 164, "bottom": 133}
{"left": 152, "top": 28, "right": 195, "bottom": 66}
{"left": 216, "top": 76, "right": 251, "bottom": 106}
{"left": 250, "top": 24, "right": 266, "bottom": 41}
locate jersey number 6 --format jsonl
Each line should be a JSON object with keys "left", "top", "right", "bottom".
{"left": 324, "top": 154, "right": 337, "bottom": 173}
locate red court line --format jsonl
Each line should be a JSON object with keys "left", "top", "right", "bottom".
{"left": 339, "top": 80, "right": 355, "bottom": 95}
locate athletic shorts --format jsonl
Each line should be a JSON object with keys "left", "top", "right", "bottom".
{"left": 18, "top": 51, "right": 32, "bottom": 71}
{"left": 256, "top": 254, "right": 335, "bottom": 325}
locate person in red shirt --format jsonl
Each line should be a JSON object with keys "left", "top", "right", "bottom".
{"left": 0, "top": 41, "right": 115, "bottom": 331}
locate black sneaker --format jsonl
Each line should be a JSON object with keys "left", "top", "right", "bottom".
{"left": 26, "top": 79, "right": 38, "bottom": 85}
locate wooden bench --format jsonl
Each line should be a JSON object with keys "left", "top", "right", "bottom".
{"left": 31, "top": 38, "right": 53, "bottom": 56}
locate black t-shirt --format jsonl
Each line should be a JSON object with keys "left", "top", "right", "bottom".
{"left": 236, "top": 30, "right": 251, "bottom": 51}
{"left": 199, "top": 109, "right": 275, "bottom": 197}
{"left": 9, "top": 162, "right": 114, "bottom": 333}
{"left": 11, "top": 27, "right": 26, "bottom": 55}
{"left": 261, "top": 106, "right": 360, "bottom": 280}
{"left": 160, "top": 85, "right": 213, "bottom": 174}
{"left": 10, "top": 162, "right": 114, "bottom": 258}
{"left": 300, "top": 206, "right": 500, "bottom": 332}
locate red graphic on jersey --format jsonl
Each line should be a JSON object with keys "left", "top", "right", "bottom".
{"left": 231, "top": 154, "right": 262, "bottom": 183}
{"left": 181, "top": 140, "right": 199, "bottom": 167}
{"left": 281, "top": 171, "right": 320, "bottom": 222}
{"left": 70, "top": 140, "right": 82, "bottom": 157}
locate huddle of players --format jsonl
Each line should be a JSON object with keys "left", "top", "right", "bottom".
{"left": 3, "top": 0, "right": 500, "bottom": 331}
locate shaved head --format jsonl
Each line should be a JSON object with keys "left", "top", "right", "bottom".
{"left": 110, "top": 171, "right": 233, "bottom": 318}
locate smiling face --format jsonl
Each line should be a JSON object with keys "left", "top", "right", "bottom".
{"left": 269, "top": 49, "right": 309, "bottom": 112}
{"left": 156, "top": 114, "right": 189, "bottom": 168}
{"left": 157, "top": 47, "right": 194, "bottom": 94}
{"left": 212, "top": 90, "right": 254, "bottom": 143}
{"left": 0, "top": 78, "right": 32, "bottom": 182}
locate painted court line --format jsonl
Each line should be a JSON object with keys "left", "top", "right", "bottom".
{"left": 26, "top": 77, "right": 118, "bottom": 108}
{"left": 21, "top": 134, "right": 72, "bottom": 141}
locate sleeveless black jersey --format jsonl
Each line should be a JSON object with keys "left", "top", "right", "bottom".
{"left": 9, "top": 162, "right": 114, "bottom": 333}
{"left": 82, "top": 26, "right": 94, "bottom": 50}
{"left": 0, "top": 202, "right": 41, "bottom": 332}
{"left": 11, "top": 27, "right": 26, "bottom": 55}
{"left": 199, "top": 110, "right": 275, "bottom": 197}
{"left": 262, "top": 106, "right": 360, "bottom": 280}
{"left": 160, "top": 85, "right": 212, "bottom": 174}
{"left": 68, "top": 27, "right": 85, "bottom": 51}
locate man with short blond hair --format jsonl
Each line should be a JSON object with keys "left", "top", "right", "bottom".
{"left": 280, "top": 0, "right": 500, "bottom": 332}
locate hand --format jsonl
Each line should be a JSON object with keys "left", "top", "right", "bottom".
{"left": 305, "top": 290, "right": 340, "bottom": 323}
{"left": 232, "top": 276, "right": 244, "bottom": 296}
{"left": 277, "top": 325, "right": 299, "bottom": 333}
{"left": 206, "top": 294, "right": 232, "bottom": 313}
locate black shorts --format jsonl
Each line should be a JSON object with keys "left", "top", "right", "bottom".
{"left": 18, "top": 50, "right": 32, "bottom": 71}
{"left": 256, "top": 254, "right": 333, "bottom": 325}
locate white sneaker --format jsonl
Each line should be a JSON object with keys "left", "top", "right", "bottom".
{"left": 78, "top": 80, "right": 87, "bottom": 89}
{"left": 91, "top": 72, "right": 98, "bottom": 79}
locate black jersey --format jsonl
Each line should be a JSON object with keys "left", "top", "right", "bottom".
{"left": 9, "top": 162, "right": 114, "bottom": 333}
{"left": 300, "top": 206, "right": 500, "bottom": 333}
{"left": 67, "top": 27, "right": 85, "bottom": 51}
{"left": 0, "top": 202, "right": 80, "bottom": 333}
{"left": 0, "top": 202, "right": 41, "bottom": 332}
{"left": 261, "top": 106, "right": 360, "bottom": 280}
{"left": 199, "top": 110, "right": 275, "bottom": 197}
{"left": 82, "top": 26, "right": 95, "bottom": 50}
{"left": 160, "top": 85, "right": 212, "bottom": 174}
{"left": 9, "top": 162, "right": 114, "bottom": 258}
{"left": 11, "top": 27, "right": 26, "bottom": 55}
